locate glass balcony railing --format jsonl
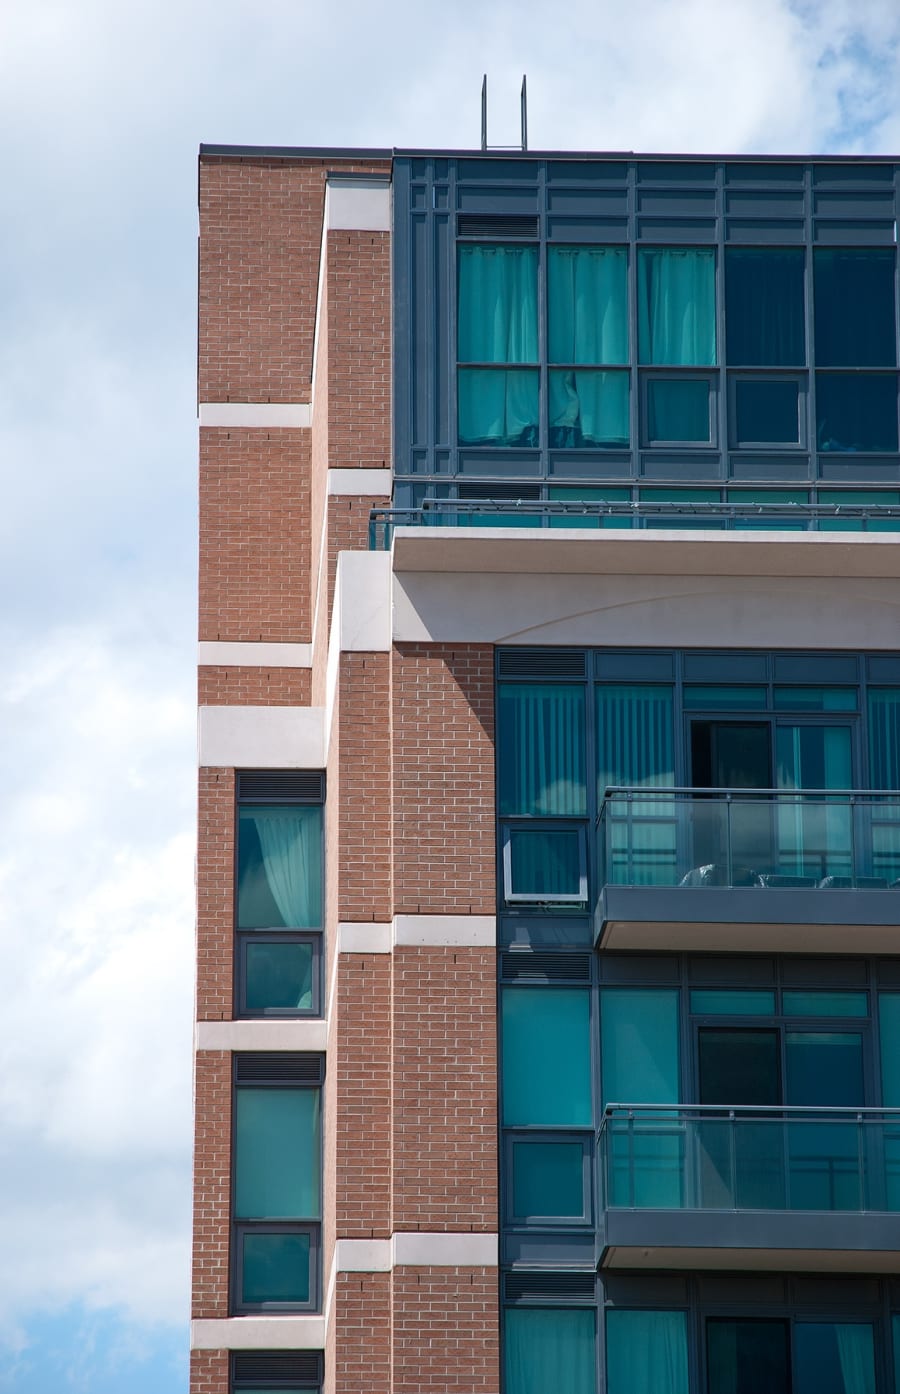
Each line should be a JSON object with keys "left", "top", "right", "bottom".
{"left": 368, "top": 500, "right": 900, "bottom": 548}
{"left": 599, "top": 1105, "right": 900, "bottom": 1215}
{"left": 598, "top": 788, "right": 900, "bottom": 890}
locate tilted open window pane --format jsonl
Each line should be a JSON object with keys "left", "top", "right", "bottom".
{"left": 238, "top": 806, "right": 322, "bottom": 929}
{"left": 647, "top": 377, "right": 711, "bottom": 442}
{"left": 548, "top": 246, "right": 627, "bottom": 364}
{"left": 814, "top": 248, "right": 896, "bottom": 367}
{"left": 816, "top": 373, "right": 899, "bottom": 452}
{"left": 501, "top": 987, "right": 592, "bottom": 1126}
{"left": 497, "top": 683, "right": 586, "bottom": 816}
{"left": 244, "top": 941, "right": 315, "bottom": 1014}
{"left": 549, "top": 369, "right": 629, "bottom": 447}
{"left": 506, "top": 1309, "right": 596, "bottom": 1394}
{"left": 240, "top": 1231, "right": 311, "bottom": 1307}
{"left": 503, "top": 825, "right": 587, "bottom": 902}
{"left": 725, "top": 248, "right": 805, "bottom": 366}
{"left": 235, "top": 1089, "right": 321, "bottom": 1219}
{"left": 638, "top": 248, "right": 716, "bottom": 365}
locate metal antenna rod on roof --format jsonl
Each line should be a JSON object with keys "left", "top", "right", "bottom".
{"left": 480, "top": 74, "right": 529, "bottom": 152}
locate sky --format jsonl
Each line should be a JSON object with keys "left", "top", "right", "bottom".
{"left": 1, "top": 1, "right": 899, "bottom": 1390}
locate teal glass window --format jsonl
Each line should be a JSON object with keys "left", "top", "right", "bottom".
{"left": 458, "top": 244, "right": 539, "bottom": 447}
{"left": 238, "top": 806, "right": 323, "bottom": 929}
{"left": 773, "top": 687, "right": 856, "bottom": 712}
{"left": 794, "top": 1322, "right": 876, "bottom": 1394}
{"left": 690, "top": 989, "right": 776, "bottom": 1015}
{"left": 725, "top": 248, "right": 805, "bottom": 366}
{"left": 597, "top": 685, "right": 675, "bottom": 793}
{"left": 549, "top": 369, "right": 629, "bottom": 447}
{"left": 240, "top": 1232, "right": 311, "bottom": 1306}
{"left": 782, "top": 991, "right": 867, "bottom": 1017}
{"left": 683, "top": 686, "right": 767, "bottom": 710}
{"left": 734, "top": 379, "right": 800, "bottom": 444}
{"left": 503, "top": 825, "right": 586, "bottom": 902}
{"left": 497, "top": 683, "right": 586, "bottom": 815}
{"left": 816, "top": 372, "right": 898, "bottom": 452}
{"left": 868, "top": 689, "right": 900, "bottom": 789}
{"left": 879, "top": 994, "right": 900, "bottom": 1106}
{"left": 510, "top": 1139, "right": 587, "bottom": 1220}
{"left": 638, "top": 248, "right": 717, "bottom": 364}
{"left": 501, "top": 987, "right": 592, "bottom": 1125}
{"left": 707, "top": 1319, "right": 789, "bottom": 1394}
{"left": 505, "top": 1309, "right": 596, "bottom": 1394}
{"left": 814, "top": 248, "right": 897, "bottom": 367}
{"left": 235, "top": 1089, "right": 321, "bottom": 1219}
{"left": 600, "top": 988, "right": 679, "bottom": 1106}
{"left": 547, "top": 485, "right": 631, "bottom": 530}
{"left": 548, "top": 246, "right": 627, "bottom": 364}
{"left": 606, "top": 1309, "right": 688, "bottom": 1394}
{"left": 646, "top": 378, "right": 711, "bottom": 442}
{"left": 244, "top": 940, "right": 315, "bottom": 1014}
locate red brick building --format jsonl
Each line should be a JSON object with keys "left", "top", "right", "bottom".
{"left": 194, "top": 145, "right": 900, "bottom": 1394}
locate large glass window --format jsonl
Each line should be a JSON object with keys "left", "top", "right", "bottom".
{"left": 497, "top": 682, "right": 586, "bottom": 815}
{"left": 607, "top": 1309, "right": 688, "bottom": 1394}
{"left": 457, "top": 244, "right": 539, "bottom": 446}
{"left": 707, "top": 1318, "right": 876, "bottom": 1394}
{"left": 236, "top": 775, "right": 323, "bottom": 1017}
{"left": 725, "top": 248, "right": 806, "bottom": 366}
{"left": 548, "top": 246, "right": 628, "bottom": 447}
{"left": 232, "top": 1058, "right": 322, "bottom": 1313}
{"left": 816, "top": 372, "right": 899, "bottom": 453}
{"left": 505, "top": 1308, "right": 596, "bottom": 1394}
{"left": 814, "top": 249, "right": 897, "bottom": 368}
{"left": 638, "top": 249, "right": 717, "bottom": 365}
{"left": 501, "top": 986, "right": 592, "bottom": 1126}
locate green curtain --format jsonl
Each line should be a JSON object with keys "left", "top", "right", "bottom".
{"left": 597, "top": 684, "right": 675, "bottom": 791}
{"left": 869, "top": 689, "right": 900, "bottom": 789}
{"left": 505, "top": 1308, "right": 596, "bottom": 1394}
{"left": 497, "top": 682, "right": 586, "bottom": 815}
{"left": 235, "top": 1088, "right": 321, "bottom": 1218}
{"left": 458, "top": 244, "right": 538, "bottom": 363}
{"left": 501, "top": 987, "right": 592, "bottom": 1125}
{"left": 638, "top": 248, "right": 716, "bottom": 365}
{"left": 548, "top": 246, "right": 627, "bottom": 364}
{"left": 606, "top": 1310, "right": 688, "bottom": 1394}
{"left": 549, "top": 369, "right": 629, "bottom": 447}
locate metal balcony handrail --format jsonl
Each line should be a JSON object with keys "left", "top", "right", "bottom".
{"left": 599, "top": 1103, "right": 900, "bottom": 1128}
{"left": 596, "top": 786, "right": 900, "bottom": 827}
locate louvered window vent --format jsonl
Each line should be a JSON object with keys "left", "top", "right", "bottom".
{"left": 234, "top": 1053, "right": 325, "bottom": 1086}
{"left": 501, "top": 951, "right": 592, "bottom": 983}
{"left": 233, "top": 1352, "right": 323, "bottom": 1384}
{"left": 504, "top": 1271, "right": 596, "bottom": 1302}
{"left": 237, "top": 771, "right": 325, "bottom": 803}
{"left": 457, "top": 213, "right": 539, "bottom": 238}
{"left": 497, "top": 649, "right": 587, "bottom": 679}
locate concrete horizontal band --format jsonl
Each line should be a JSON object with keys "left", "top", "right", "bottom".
{"left": 325, "top": 177, "right": 391, "bottom": 231}
{"left": 198, "top": 641, "right": 312, "bottom": 668}
{"left": 334, "top": 1233, "right": 499, "bottom": 1271}
{"left": 198, "top": 705, "right": 325, "bottom": 768}
{"left": 327, "top": 468, "right": 392, "bottom": 496}
{"left": 337, "top": 916, "right": 497, "bottom": 954}
{"left": 191, "top": 1316, "right": 325, "bottom": 1350}
{"left": 196, "top": 1020, "right": 327, "bottom": 1051}
{"left": 198, "top": 402, "right": 311, "bottom": 428}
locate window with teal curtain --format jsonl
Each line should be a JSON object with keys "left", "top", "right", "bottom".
{"left": 597, "top": 684, "right": 676, "bottom": 885}
{"left": 814, "top": 248, "right": 897, "bottom": 367}
{"left": 505, "top": 1308, "right": 596, "bottom": 1394}
{"left": 606, "top": 1309, "right": 688, "bottom": 1394}
{"left": 601, "top": 989, "right": 681, "bottom": 1207}
{"left": 238, "top": 806, "right": 323, "bottom": 929}
{"left": 235, "top": 1088, "right": 321, "bottom": 1219}
{"left": 458, "top": 243, "right": 539, "bottom": 446}
{"left": 879, "top": 995, "right": 900, "bottom": 1209}
{"left": 725, "top": 248, "right": 806, "bottom": 366}
{"left": 867, "top": 690, "right": 900, "bottom": 882}
{"left": 497, "top": 682, "right": 586, "bottom": 815}
{"left": 794, "top": 1322, "right": 876, "bottom": 1394}
{"left": 638, "top": 248, "right": 717, "bottom": 365}
{"left": 548, "top": 247, "right": 629, "bottom": 447}
{"left": 501, "top": 987, "right": 592, "bottom": 1125}
{"left": 549, "top": 370, "right": 629, "bottom": 447}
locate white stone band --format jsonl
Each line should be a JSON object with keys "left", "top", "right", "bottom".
{"left": 199, "top": 402, "right": 311, "bottom": 428}
{"left": 198, "top": 641, "right": 312, "bottom": 668}
{"left": 198, "top": 705, "right": 325, "bottom": 768}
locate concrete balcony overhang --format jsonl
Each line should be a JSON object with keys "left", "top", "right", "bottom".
{"left": 596, "top": 885, "right": 900, "bottom": 954}
{"left": 601, "top": 1209, "right": 900, "bottom": 1272}
{"left": 389, "top": 525, "right": 900, "bottom": 580}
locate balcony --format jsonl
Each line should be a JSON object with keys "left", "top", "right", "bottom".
{"left": 599, "top": 1104, "right": 900, "bottom": 1272}
{"left": 596, "top": 788, "right": 900, "bottom": 952}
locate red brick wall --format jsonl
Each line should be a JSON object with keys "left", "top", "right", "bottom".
{"left": 392, "top": 947, "right": 497, "bottom": 1231}
{"left": 335, "top": 954, "right": 392, "bottom": 1237}
{"left": 392, "top": 645, "right": 496, "bottom": 914}
{"left": 326, "top": 230, "right": 391, "bottom": 470}
{"left": 196, "top": 768, "right": 235, "bottom": 1021}
{"left": 192, "top": 1051, "right": 232, "bottom": 1319}
{"left": 199, "top": 156, "right": 390, "bottom": 402}
{"left": 189, "top": 1350, "right": 229, "bottom": 1394}
{"left": 331, "top": 1272, "right": 391, "bottom": 1394}
{"left": 198, "top": 665, "right": 311, "bottom": 706}
{"left": 338, "top": 652, "right": 392, "bottom": 922}
{"left": 199, "top": 429, "right": 312, "bottom": 643}
{"left": 392, "top": 1268, "right": 500, "bottom": 1393}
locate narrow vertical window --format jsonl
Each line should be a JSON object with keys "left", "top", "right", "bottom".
{"left": 457, "top": 244, "right": 539, "bottom": 446}
{"left": 506, "top": 1308, "right": 596, "bottom": 1394}
{"left": 232, "top": 1054, "right": 323, "bottom": 1313}
{"left": 236, "top": 773, "right": 324, "bottom": 1017}
{"left": 606, "top": 1309, "right": 688, "bottom": 1394}
{"left": 548, "top": 246, "right": 629, "bottom": 447}
{"left": 638, "top": 248, "right": 716, "bottom": 365}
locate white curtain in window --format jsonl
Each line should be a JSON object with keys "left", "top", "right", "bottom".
{"left": 834, "top": 1324, "right": 876, "bottom": 1394}
{"left": 253, "top": 808, "right": 320, "bottom": 927}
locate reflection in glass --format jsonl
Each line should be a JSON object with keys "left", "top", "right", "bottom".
{"left": 816, "top": 373, "right": 898, "bottom": 453}
{"left": 497, "top": 683, "right": 586, "bottom": 815}
{"left": 241, "top": 1232, "right": 311, "bottom": 1305}
{"left": 501, "top": 987, "right": 592, "bottom": 1126}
